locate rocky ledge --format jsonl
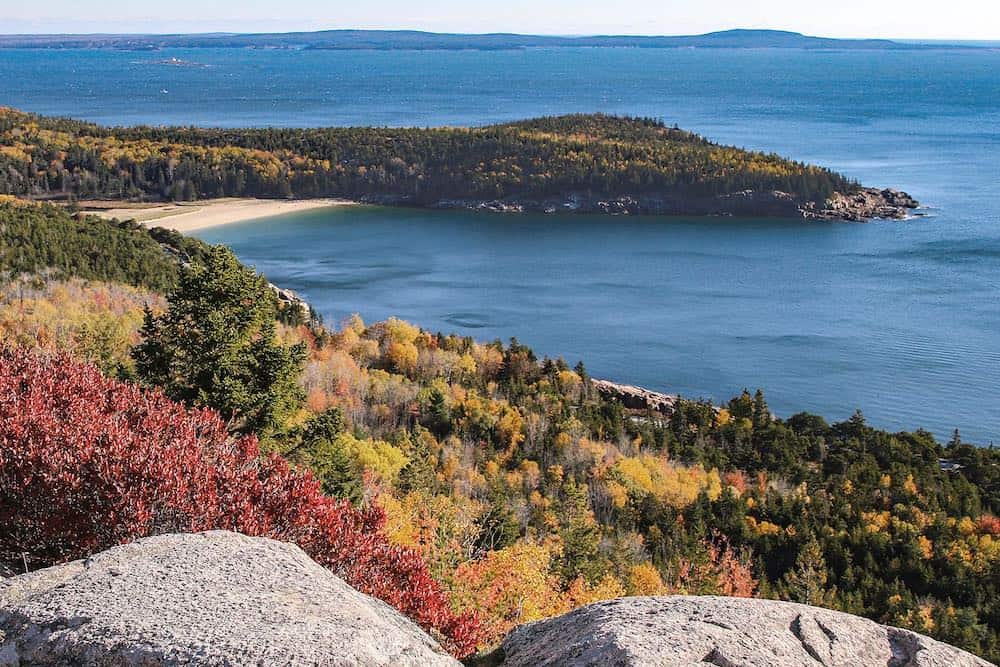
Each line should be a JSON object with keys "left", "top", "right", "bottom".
{"left": 591, "top": 379, "right": 677, "bottom": 416}
{"left": 373, "top": 187, "right": 919, "bottom": 222}
{"left": 2, "top": 533, "right": 990, "bottom": 667}
{"left": 0, "top": 531, "right": 458, "bottom": 667}
{"left": 270, "top": 282, "right": 314, "bottom": 320}
{"left": 803, "top": 188, "right": 920, "bottom": 222}
{"left": 487, "top": 596, "right": 993, "bottom": 667}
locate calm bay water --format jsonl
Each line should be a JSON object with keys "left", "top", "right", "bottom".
{"left": 3, "top": 46, "right": 998, "bottom": 442}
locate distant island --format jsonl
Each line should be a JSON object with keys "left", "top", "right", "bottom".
{"left": 0, "top": 29, "right": 982, "bottom": 52}
{"left": 0, "top": 108, "right": 917, "bottom": 221}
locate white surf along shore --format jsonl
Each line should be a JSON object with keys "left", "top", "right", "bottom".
{"left": 84, "top": 198, "right": 356, "bottom": 233}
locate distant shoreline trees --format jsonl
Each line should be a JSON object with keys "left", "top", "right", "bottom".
{"left": 0, "top": 108, "right": 858, "bottom": 207}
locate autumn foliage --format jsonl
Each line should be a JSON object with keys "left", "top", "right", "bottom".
{"left": 4, "top": 263, "right": 1000, "bottom": 660}
{"left": 0, "top": 107, "right": 855, "bottom": 205}
{"left": 0, "top": 347, "right": 480, "bottom": 656}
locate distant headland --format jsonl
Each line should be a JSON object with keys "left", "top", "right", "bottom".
{"left": 0, "top": 29, "right": 985, "bottom": 51}
{"left": 0, "top": 108, "right": 917, "bottom": 222}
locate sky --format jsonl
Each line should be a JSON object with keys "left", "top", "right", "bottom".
{"left": 1, "top": 0, "right": 998, "bottom": 40}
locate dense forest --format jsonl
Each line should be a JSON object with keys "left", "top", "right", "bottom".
{"left": 0, "top": 107, "right": 857, "bottom": 207}
{"left": 0, "top": 198, "right": 210, "bottom": 292}
{"left": 1, "top": 203, "right": 997, "bottom": 661}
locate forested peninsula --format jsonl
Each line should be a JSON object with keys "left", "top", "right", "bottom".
{"left": 0, "top": 108, "right": 917, "bottom": 221}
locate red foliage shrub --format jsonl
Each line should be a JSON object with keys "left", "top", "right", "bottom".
{"left": 706, "top": 534, "right": 758, "bottom": 598}
{"left": 723, "top": 470, "right": 749, "bottom": 495}
{"left": 977, "top": 515, "right": 1000, "bottom": 537}
{"left": 0, "top": 347, "right": 480, "bottom": 656}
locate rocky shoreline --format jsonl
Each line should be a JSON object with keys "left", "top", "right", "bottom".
{"left": 368, "top": 187, "right": 919, "bottom": 222}
{"left": 591, "top": 379, "right": 678, "bottom": 416}
{"left": 802, "top": 188, "right": 920, "bottom": 221}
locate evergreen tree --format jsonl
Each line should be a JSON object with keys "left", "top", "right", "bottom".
{"left": 783, "top": 538, "right": 830, "bottom": 606}
{"left": 132, "top": 246, "right": 306, "bottom": 438}
{"left": 752, "top": 389, "right": 771, "bottom": 430}
{"left": 397, "top": 430, "right": 439, "bottom": 494}
{"left": 472, "top": 495, "right": 521, "bottom": 556}
{"left": 298, "top": 407, "right": 346, "bottom": 444}
{"left": 283, "top": 408, "right": 363, "bottom": 504}
{"left": 422, "top": 386, "right": 452, "bottom": 439}
{"left": 555, "top": 480, "right": 607, "bottom": 585}
{"left": 311, "top": 437, "right": 364, "bottom": 505}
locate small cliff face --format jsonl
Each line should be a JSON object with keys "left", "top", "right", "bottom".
{"left": 590, "top": 379, "right": 677, "bottom": 415}
{"left": 0, "top": 531, "right": 459, "bottom": 667}
{"left": 804, "top": 188, "right": 920, "bottom": 221}
{"left": 492, "top": 596, "right": 993, "bottom": 667}
{"left": 421, "top": 187, "right": 919, "bottom": 221}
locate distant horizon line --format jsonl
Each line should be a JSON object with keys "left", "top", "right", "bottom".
{"left": 0, "top": 27, "right": 995, "bottom": 43}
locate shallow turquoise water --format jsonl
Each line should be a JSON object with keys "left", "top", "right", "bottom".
{"left": 3, "top": 46, "right": 998, "bottom": 442}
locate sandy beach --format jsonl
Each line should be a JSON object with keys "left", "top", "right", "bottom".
{"left": 83, "top": 198, "right": 355, "bottom": 233}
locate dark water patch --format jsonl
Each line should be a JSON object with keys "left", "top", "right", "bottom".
{"left": 441, "top": 312, "right": 494, "bottom": 329}
{"left": 858, "top": 239, "right": 1000, "bottom": 265}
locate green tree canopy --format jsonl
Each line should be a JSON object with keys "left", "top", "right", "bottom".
{"left": 132, "top": 246, "right": 305, "bottom": 437}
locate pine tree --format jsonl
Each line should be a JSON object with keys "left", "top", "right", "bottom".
{"left": 783, "top": 538, "right": 829, "bottom": 606}
{"left": 556, "top": 480, "right": 607, "bottom": 586}
{"left": 283, "top": 409, "right": 363, "bottom": 505}
{"left": 313, "top": 437, "right": 364, "bottom": 505}
{"left": 472, "top": 495, "right": 521, "bottom": 556}
{"left": 397, "top": 430, "right": 438, "bottom": 494}
{"left": 422, "top": 386, "right": 452, "bottom": 439}
{"left": 752, "top": 389, "right": 771, "bottom": 430}
{"left": 132, "top": 246, "right": 306, "bottom": 438}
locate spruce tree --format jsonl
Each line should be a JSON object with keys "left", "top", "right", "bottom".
{"left": 283, "top": 408, "right": 363, "bottom": 504}
{"left": 313, "top": 437, "right": 364, "bottom": 505}
{"left": 132, "top": 246, "right": 306, "bottom": 438}
{"left": 783, "top": 538, "right": 829, "bottom": 606}
{"left": 556, "top": 479, "right": 607, "bottom": 586}
{"left": 397, "top": 431, "right": 438, "bottom": 494}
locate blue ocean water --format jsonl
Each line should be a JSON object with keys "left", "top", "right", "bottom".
{"left": 2, "top": 46, "right": 998, "bottom": 443}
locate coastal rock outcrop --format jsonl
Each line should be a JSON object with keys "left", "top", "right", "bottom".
{"left": 270, "top": 282, "right": 314, "bottom": 320}
{"left": 803, "top": 187, "right": 920, "bottom": 221}
{"left": 491, "top": 596, "right": 992, "bottom": 667}
{"left": 0, "top": 531, "right": 460, "bottom": 667}
{"left": 591, "top": 379, "right": 677, "bottom": 415}
{"left": 423, "top": 187, "right": 918, "bottom": 222}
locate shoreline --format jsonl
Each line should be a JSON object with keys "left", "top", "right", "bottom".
{"left": 82, "top": 198, "right": 357, "bottom": 233}
{"left": 367, "top": 187, "right": 919, "bottom": 222}
{"left": 76, "top": 184, "right": 920, "bottom": 231}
